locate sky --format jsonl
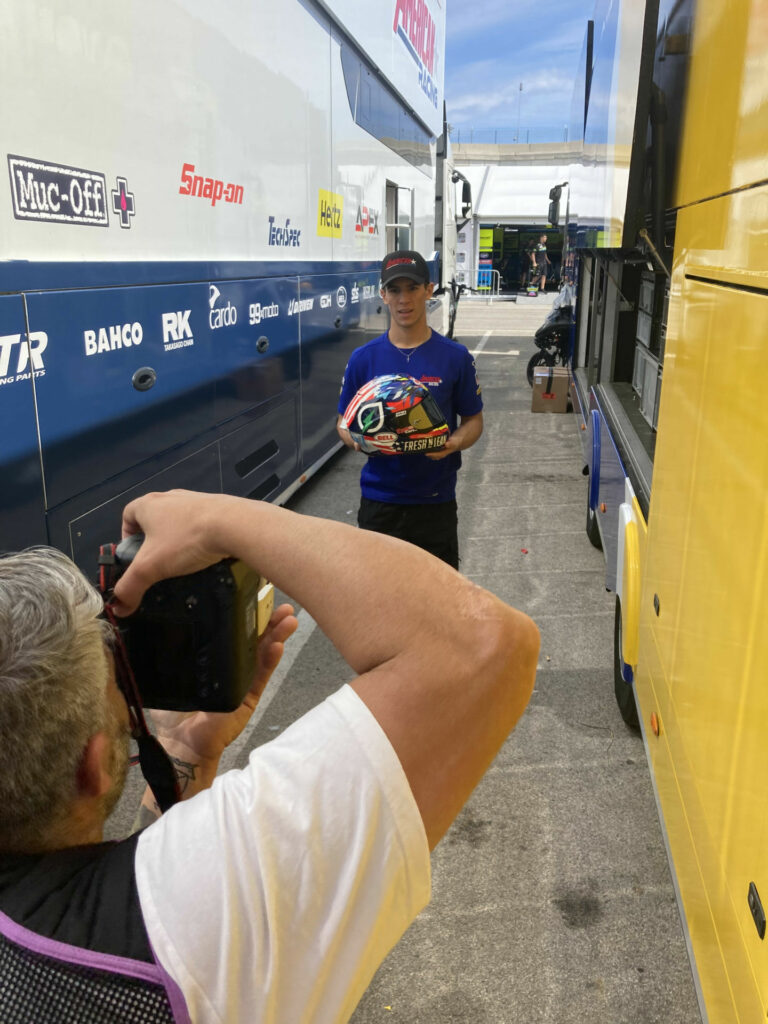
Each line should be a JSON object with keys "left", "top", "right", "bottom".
{"left": 444, "top": 0, "right": 589, "bottom": 142}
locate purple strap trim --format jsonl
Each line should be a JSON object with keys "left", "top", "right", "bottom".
{"left": 0, "top": 907, "right": 161, "bottom": 981}
{"left": 0, "top": 907, "right": 190, "bottom": 1022}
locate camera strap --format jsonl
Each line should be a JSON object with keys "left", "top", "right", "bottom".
{"left": 135, "top": 734, "right": 182, "bottom": 815}
{"left": 102, "top": 603, "right": 181, "bottom": 814}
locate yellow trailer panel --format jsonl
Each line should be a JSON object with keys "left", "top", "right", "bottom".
{"left": 636, "top": 183, "right": 768, "bottom": 1021}
{"left": 675, "top": 0, "right": 768, "bottom": 206}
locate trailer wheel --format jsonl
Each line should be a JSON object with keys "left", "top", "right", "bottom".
{"left": 526, "top": 350, "right": 555, "bottom": 387}
{"left": 585, "top": 482, "right": 603, "bottom": 550}
{"left": 614, "top": 597, "right": 639, "bottom": 729}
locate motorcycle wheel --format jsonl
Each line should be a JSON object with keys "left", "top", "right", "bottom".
{"left": 526, "top": 350, "right": 555, "bottom": 387}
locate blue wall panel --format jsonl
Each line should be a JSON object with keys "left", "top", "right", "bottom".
{"left": 26, "top": 283, "right": 217, "bottom": 508}
{"left": 589, "top": 391, "right": 628, "bottom": 593}
{"left": 2, "top": 259, "right": 386, "bottom": 560}
{"left": 299, "top": 270, "right": 385, "bottom": 468}
{"left": 0, "top": 294, "right": 47, "bottom": 550}
{"left": 209, "top": 276, "right": 299, "bottom": 427}
{"left": 62, "top": 444, "right": 223, "bottom": 572}
{"left": 26, "top": 276, "right": 303, "bottom": 510}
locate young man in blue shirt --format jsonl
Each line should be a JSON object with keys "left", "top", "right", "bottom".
{"left": 337, "top": 250, "right": 483, "bottom": 569}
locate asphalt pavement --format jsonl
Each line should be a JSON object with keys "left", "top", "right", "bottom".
{"left": 106, "top": 289, "right": 702, "bottom": 1024}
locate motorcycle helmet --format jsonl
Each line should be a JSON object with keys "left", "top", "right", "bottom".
{"left": 341, "top": 374, "right": 449, "bottom": 455}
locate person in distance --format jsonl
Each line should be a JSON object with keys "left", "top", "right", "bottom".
{"left": 338, "top": 249, "right": 484, "bottom": 569}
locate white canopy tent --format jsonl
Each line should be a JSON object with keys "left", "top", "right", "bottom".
{"left": 453, "top": 157, "right": 572, "bottom": 291}
{"left": 449, "top": 140, "right": 608, "bottom": 291}
{"left": 458, "top": 161, "right": 572, "bottom": 225}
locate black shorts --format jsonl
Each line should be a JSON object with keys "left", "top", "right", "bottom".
{"left": 358, "top": 497, "right": 459, "bottom": 569}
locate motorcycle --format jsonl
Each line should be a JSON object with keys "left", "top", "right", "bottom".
{"left": 526, "top": 286, "right": 574, "bottom": 386}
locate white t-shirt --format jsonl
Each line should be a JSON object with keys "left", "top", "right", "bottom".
{"left": 135, "top": 685, "right": 431, "bottom": 1023}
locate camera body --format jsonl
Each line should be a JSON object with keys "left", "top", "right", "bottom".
{"left": 99, "top": 535, "right": 274, "bottom": 712}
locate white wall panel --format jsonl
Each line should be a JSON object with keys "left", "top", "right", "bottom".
{"left": 2, "top": 0, "right": 332, "bottom": 261}
{"left": 319, "top": 0, "right": 444, "bottom": 136}
{"left": 329, "top": 28, "right": 435, "bottom": 264}
{"left": 2, "top": 0, "right": 443, "bottom": 266}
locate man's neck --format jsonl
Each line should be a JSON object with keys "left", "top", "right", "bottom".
{"left": 388, "top": 323, "right": 431, "bottom": 350}
{"left": 0, "top": 812, "right": 103, "bottom": 857}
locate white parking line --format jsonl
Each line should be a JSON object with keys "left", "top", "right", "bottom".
{"left": 474, "top": 349, "right": 520, "bottom": 356}
{"left": 471, "top": 330, "right": 493, "bottom": 356}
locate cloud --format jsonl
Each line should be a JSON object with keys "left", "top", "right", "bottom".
{"left": 524, "top": 18, "right": 590, "bottom": 56}
{"left": 445, "top": 0, "right": 518, "bottom": 38}
{"left": 446, "top": 0, "right": 585, "bottom": 41}
{"left": 447, "top": 61, "right": 577, "bottom": 128}
{"left": 445, "top": 3, "right": 587, "bottom": 131}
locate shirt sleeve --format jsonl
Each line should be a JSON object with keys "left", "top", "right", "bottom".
{"left": 135, "top": 685, "right": 431, "bottom": 1024}
{"left": 455, "top": 348, "right": 484, "bottom": 418}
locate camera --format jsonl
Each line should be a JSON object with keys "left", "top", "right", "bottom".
{"left": 98, "top": 535, "right": 274, "bottom": 712}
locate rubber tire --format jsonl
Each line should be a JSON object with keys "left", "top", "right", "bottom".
{"left": 614, "top": 596, "right": 640, "bottom": 729}
{"left": 585, "top": 481, "right": 603, "bottom": 550}
{"left": 526, "top": 349, "right": 555, "bottom": 387}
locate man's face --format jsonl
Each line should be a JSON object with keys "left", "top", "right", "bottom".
{"left": 380, "top": 277, "right": 435, "bottom": 328}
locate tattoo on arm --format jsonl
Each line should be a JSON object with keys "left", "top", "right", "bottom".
{"left": 132, "top": 756, "right": 200, "bottom": 831}
{"left": 169, "top": 756, "right": 198, "bottom": 797}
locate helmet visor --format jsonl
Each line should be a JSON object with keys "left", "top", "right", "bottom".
{"left": 410, "top": 392, "right": 447, "bottom": 432}
{"left": 404, "top": 402, "right": 436, "bottom": 431}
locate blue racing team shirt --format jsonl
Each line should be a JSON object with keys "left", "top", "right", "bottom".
{"left": 338, "top": 330, "right": 483, "bottom": 504}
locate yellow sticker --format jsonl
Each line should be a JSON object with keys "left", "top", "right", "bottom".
{"left": 317, "top": 189, "right": 344, "bottom": 238}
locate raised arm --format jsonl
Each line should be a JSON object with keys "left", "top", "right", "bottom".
{"left": 113, "top": 490, "right": 539, "bottom": 848}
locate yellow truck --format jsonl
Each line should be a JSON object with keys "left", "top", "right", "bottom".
{"left": 566, "top": 0, "right": 768, "bottom": 1018}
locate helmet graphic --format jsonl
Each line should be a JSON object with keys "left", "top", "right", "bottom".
{"left": 341, "top": 374, "right": 449, "bottom": 455}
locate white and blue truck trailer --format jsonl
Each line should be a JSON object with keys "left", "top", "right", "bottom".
{"left": 1, "top": 0, "right": 466, "bottom": 565}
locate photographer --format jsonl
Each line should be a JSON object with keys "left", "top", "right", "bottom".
{"left": 0, "top": 490, "right": 539, "bottom": 1023}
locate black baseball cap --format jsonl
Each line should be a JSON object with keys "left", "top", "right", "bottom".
{"left": 380, "top": 250, "right": 430, "bottom": 287}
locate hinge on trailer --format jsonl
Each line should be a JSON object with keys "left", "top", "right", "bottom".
{"left": 748, "top": 882, "right": 765, "bottom": 939}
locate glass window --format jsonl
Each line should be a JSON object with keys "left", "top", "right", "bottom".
{"left": 340, "top": 41, "right": 434, "bottom": 175}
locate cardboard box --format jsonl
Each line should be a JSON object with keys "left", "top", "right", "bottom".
{"left": 531, "top": 365, "right": 570, "bottom": 413}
